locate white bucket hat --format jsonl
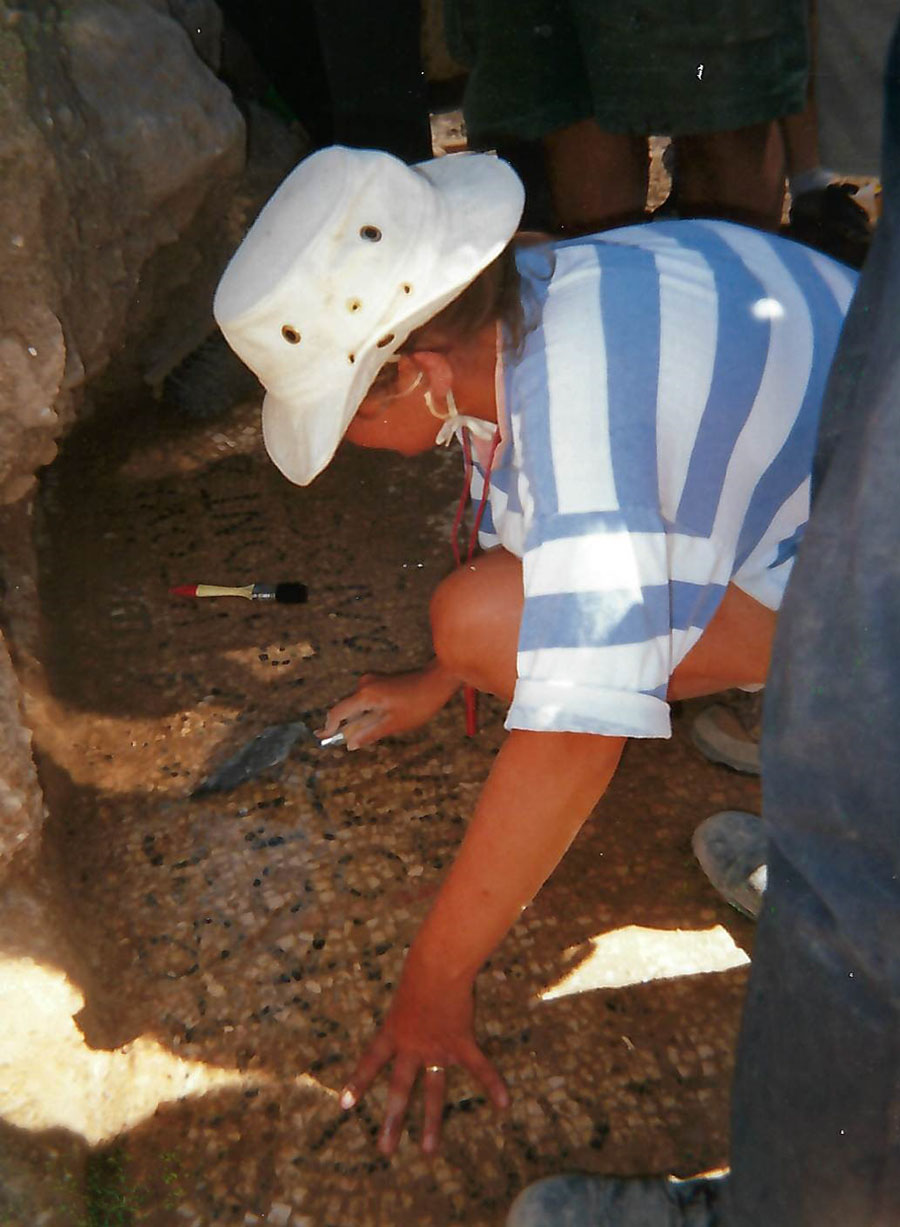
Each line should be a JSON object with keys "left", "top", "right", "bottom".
{"left": 213, "top": 145, "right": 525, "bottom": 486}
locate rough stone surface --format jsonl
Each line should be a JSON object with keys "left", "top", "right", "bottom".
{"left": 0, "top": 5, "right": 306, "bottom": 1213}
{"left": 0, "top": 635, "right": 42, "bottom": 868}
{"left": 0, "top": 0, "right": 307, "bottom": 862}
{"left": 0, "top": 0, "right": 246, "bottom": 507}
{"left": 167, "top": 0, "right": 224, "bottom": 72}
{"left": 0, "top": 501, "right": 47, "bottom": 872}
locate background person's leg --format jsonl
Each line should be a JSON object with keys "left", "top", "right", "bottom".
{"left": 542, "top": 121, "right": 648, "bottom": 232}
{"left": 673, "top": 123, "right": 786, "bottom": 229}
{"left": 730, "top": 852, "right": 900, "bottom": 1224}
{"left": 729, "top": 19, "right": 900, "bottom": 1224}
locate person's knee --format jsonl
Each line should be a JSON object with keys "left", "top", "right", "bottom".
{"left": 429, "top": 567, "right": 477, "bottom": 677}
{"left": 430, "top": 552, "right": 521, "bottom": 697}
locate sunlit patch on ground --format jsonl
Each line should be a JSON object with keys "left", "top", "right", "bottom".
{"left": 0, "top": 954, "right": 287, "bottom": 1145}
{"left": 539, "top": 924, "right": 750, "bottom": 1000}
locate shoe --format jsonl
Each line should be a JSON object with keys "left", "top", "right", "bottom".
{"left": 786, "top": 182, "right": 873, "bottom": 270}
{"left": 690, "top": 704, "right": 760, "bottom": 775}
{"left": 692, "top": 811, "right": 768, "bottom": 920}
{"left": 506, "top": 1172, "right": 727, "bottom": 1227}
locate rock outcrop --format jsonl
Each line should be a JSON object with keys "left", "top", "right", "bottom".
{"left": 0, "top": 3, "right": 307, "bottom": 1216}
{"left": 0, "top": 0, "right": 245, "bottom": 508}
{"left": 0, "top": 0, "right": 306, "bottom": 878}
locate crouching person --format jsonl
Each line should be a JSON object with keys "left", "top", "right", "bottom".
{"left": 213, "top": 145, "right": 856, "bottom": 1155}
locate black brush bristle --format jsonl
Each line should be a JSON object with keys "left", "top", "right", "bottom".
{"left": 274, "top": 582, "right": 308, "bottom": 604}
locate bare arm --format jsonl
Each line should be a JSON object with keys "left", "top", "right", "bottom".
{"left": 412, "top": 726, "right": 626, "bottom": 980}
{"left": 341, "top": 726, "right": 626, "bottom": 1153}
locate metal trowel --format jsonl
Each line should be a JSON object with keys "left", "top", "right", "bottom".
{"left": 191, "top": 719, "right": 349, "bottom": 798}
{"left": 191, "top": 721, "right": 308, "bottom": 796}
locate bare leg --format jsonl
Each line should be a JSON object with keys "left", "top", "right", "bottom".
{"left": 542, "top": 119, "right": 649, "bottom": 233}
{"left": 668, "top": 584, "right": 777, "bottom": 700}
{"left": 780, "top": 0, "right": 821, "bottom": 184}
{"left": 430, "top": 549, "right": 777, "bottom": 704}
{"left": 673, "top": 121, "right": 786, "bottom": 230}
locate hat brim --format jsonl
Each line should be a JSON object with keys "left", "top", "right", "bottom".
{"left": 261, "top": 386, "right": 348, "bottom": 487}
{"left": 261, "top": 153, "right": 524, "bottom": 486}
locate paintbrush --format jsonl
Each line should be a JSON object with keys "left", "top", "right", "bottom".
{"left": 170, "top": 582, "right": 308, "bottom": 604}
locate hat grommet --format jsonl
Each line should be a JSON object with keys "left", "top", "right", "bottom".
{"left": 281, "top": 325, "right": 301, "bottom": 344}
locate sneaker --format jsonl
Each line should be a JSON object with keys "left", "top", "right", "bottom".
{"left": 506, "top": 1172, "right": 727, "bottom": 1227}
{"left": 690, "top": 704, "right": 760, "bottom": 775}
{"left": 692, "top": 811, "right": 768, "bottom": 920}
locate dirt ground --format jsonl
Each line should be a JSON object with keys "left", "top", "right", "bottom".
{"left": 17, "top": 382, "right": 763, "bottom": 1226}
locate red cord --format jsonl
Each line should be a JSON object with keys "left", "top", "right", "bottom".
{"left": 450, "top": 431, "right": 474, "bottom": 569}
{"left": 451, "top": 430, "right": 502, "bottom": 736}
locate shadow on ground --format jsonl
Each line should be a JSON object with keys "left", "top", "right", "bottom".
{"left": 2, "top": 394, "right": 761, "bottom": 1226}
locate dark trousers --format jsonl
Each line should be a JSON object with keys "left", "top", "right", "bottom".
{"left": 729, "top": 19, "right": 900, "bottom": 1224}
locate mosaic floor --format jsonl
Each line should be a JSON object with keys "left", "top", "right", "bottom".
{"left": 26, "top": 393, "right": 761, "bottom": 1225}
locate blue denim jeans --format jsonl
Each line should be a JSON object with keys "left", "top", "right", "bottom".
{"left": 728, "top": 21, "right": 900, "bottom": 1225}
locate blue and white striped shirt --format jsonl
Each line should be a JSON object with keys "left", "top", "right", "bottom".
{"left": 470, "top": 220, "right": 857, "bottom": 739}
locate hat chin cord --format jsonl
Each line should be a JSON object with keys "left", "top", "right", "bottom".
{"left": 424, "top": 388, "right": 497, "bottom": 447}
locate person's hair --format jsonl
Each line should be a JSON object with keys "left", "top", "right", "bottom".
{"left": 409, "top": 239, "right": 527, "bottom": 352}
{"left": 368, "top": 233, "right": 552, "bottom": 396}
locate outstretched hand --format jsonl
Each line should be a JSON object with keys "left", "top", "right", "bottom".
{"left": 338, "top": 964, "right": 509, "bottom": 1155}
{"left": 317, "top": 662, "right": 460, "bottom": 750}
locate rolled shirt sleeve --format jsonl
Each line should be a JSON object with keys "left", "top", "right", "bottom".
{"left": 506, "top": 509, "right": 677, "bottom": 737}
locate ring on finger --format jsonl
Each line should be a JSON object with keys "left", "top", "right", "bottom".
{"left": 425, "top": 1064, "right": 444, "bottom": 1075}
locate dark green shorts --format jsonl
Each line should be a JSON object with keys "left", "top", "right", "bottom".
{"left": 447, "top": 0, "right": 809, "bottom": 141}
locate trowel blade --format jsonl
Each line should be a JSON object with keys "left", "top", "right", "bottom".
{"left": 191, "top": 720, "right": 311, "bottom": 797}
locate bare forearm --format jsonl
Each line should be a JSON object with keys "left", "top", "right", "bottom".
{"left": 406, "top": 728, "right": 625, "bottom": 983}
{"left": 341, "top": 727, "right": 626, "bottom": 1150}
{"left": 420, "top": 655, "right": 464, "bottom": 704}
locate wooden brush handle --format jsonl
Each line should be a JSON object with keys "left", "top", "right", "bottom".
{"left": 194, "top": 584, "right": 254, "bottom": 599}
